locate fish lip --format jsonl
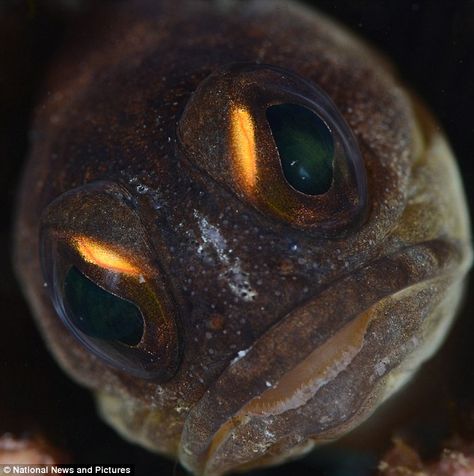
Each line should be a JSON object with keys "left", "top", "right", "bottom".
{"left": 178, "top": 238, "right": 468, "bottom": 476}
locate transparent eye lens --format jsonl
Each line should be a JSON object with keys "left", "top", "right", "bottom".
{"left": 63, "top": 266, "right": 144, "bottom": 346}
{"left": 266, "top": 103, "right": 334, "bottom": 196}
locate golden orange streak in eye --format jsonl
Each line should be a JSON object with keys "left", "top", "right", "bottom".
{"left": 73, "top": 235, "right": 141, "bottom": 276}
{"left": 231, "top": 106, "right": 257, "bottom": 191}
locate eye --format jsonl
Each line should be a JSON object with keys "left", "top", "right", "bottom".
{"left": 266, "top": 103, "right": 334, "bottom": 196}
{"left": 64, "top": 266, "right": 144, "bottom": 346}
{"left": 40, "top": 182, "right": 181, "bottom": 381}
{"left": 178, "top": 64, "right": 367, "bottom": 236}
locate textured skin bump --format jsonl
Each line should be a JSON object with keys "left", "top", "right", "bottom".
{"left": 14, "top": 1, "right": 471, "bottom": 475}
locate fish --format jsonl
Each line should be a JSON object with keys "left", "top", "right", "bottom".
{"left": 14, "top": 1, "right": 472, "bottom": 475}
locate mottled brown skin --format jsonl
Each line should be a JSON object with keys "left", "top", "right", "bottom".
{"left": 14, "top": 1, "right": 472, "bottom": 475}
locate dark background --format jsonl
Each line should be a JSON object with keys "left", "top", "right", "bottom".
{"left": 0, "top": 1, "right": 473, "bottom": 475}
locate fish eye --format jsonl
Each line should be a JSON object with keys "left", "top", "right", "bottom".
{"left": 178, "top": 63, "right": 367, "bottom": 235}
{"left": 63, "top": 266, "right": 144, "bottom": 347}
{"left": 266, "top": 103, "right": 334, "bottom": 196}
{"left": 40, "top": 181, "right": 181, "bottom": 381}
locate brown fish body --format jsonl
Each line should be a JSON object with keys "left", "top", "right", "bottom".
{"left": 14, "top": 1, "right": 472, "bottom": 475}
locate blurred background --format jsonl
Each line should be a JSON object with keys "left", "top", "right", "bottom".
{"left": 0, "top": 0, "right": 473, "bottom": 474}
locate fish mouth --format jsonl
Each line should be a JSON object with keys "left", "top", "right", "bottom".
{"left": 179, "top": 238, "right": 468, "bottom": 476}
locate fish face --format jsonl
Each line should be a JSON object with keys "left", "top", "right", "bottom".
{"left": 14, "top": 1, "right": 471, "bottom": 475}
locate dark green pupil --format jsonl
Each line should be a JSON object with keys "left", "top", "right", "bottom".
{"left": 266, "top": 103, "right": 334, "bottom": 195}
{"left": 64, "top": 266, "right": 143, "bottom": 346}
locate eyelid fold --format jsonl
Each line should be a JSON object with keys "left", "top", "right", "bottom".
{"left": 39, "top": 181, "right": 182, "bottom": 381}
{"left": 178, "top": 63, "right": 368, "bottom": 236}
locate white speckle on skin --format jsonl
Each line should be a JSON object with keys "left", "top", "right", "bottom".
{"left": 195, "top": 212, "right": 228, "bottom": 261}
{"left": 136, "top": 184, "right": 149, "bottom": 194}
{"left": 194, "top": 210, "right": 258, "bottom": 302}
{"left": 231, "top": 348, "right": 251, "bottom": 365}
{"left": 319, "top": 415, "right": 330, "bottom": 424}
{"left": 374, "top": 357, "right": 390, "bottom": 377}
{"left": 264, "top": 428, "right": 276, "bottom": 439}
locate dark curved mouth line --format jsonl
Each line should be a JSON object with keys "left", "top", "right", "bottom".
{"left": 301, "top": 238, "right": 460, "bottom": 310}
{"left": 210, "top": 238, "right": 460, "bottom": 381}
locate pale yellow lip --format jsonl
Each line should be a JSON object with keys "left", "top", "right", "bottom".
{"left": 204, "top": 303, "right": 376, "bottom": 468}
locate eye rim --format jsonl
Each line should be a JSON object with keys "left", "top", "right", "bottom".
{"left": 40, "top": 181, "right": 182, "bottom": 381}
{"left": 178, "top": 63, "right": 368, "bottom": 236}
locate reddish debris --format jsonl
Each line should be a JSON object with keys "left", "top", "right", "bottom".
{"left": 0, "top": 433, "right": 68, "bottom": 465}
{"left": 379, "top": 438, "right": 474, "bottom": 476}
